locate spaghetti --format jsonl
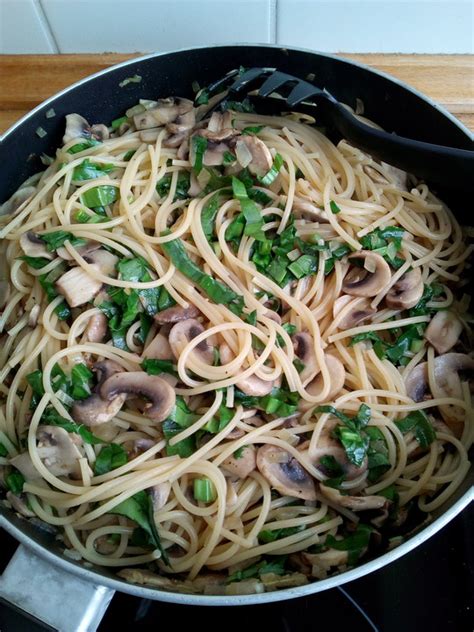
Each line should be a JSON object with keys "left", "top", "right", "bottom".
{"left": 0, "top": 92, "right": 472, "bottom": 594}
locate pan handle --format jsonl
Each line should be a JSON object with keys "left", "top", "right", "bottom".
{"left": 0, "top": 543, "right": 114, "bottom": 631}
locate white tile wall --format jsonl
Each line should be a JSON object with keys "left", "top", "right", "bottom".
{"left": 0, "top": 0, "right": 473, "bottom": 54}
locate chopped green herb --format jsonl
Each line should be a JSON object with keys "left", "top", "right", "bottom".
{"left": 233, "top": 446, "right": 244, "bottom": 459}
{"left": 156, "top": 171, "right": 190, "bottom": 200}
{"left": 396, "top": 411, "right": 436, "bottom": 448}
{"left": 94, "top": 443, "right": 128, "bottom": 475}
{"left": 6, "top": 470, "right": 25, "bottom": 495}
{"left": 19, "top": 255, "right": 51, "bottom": 270}
{"left": 241, "top": 125, "right": 264, "bottom": 136}
{"left": 141, "top": 358, "right": 178, "bottom": 377}
{"left": 40, "top": 231, "right": 86, "bottom": 252}
{"left": 192, "top": 136, "right": 208, "bottom": 175}
{"left": 330, "top": 200, "right": 341, "bottom": 214}
{"left": 72, "top": 159, "right": 115, "bottom": 182}
{"left": 111, "top": 116, "right": 128, "bottom": 130}
{"left": 223, "top": 150, "right": 236, "bottom": 165}
{"left": 70, "top": 363, "right": 94, "bottom": 400}
{"left": 193, "top": 478, "right": 216, "bottom": 503}
{"left": 227, "top": 557, "right": 286, "bottom": 583}
{"left": 201, "top": 192, "right": 222, "bottom": 241}
{"left": 325, "top": 524, "right": 372, "bottom": 565}
{"left": 41, "top": 407, "right": 103, "bottom": 445}
{"left": 81, "top": 185, "right": 118, "bottom": 208}
{"left": 316, "top": 404, "right": 371, "bottom": 467}
{"left": 258, "top": 525, "right": 305, "bottom": 543}
{"left": 232, "top": 176, "right": 265, "bottom": 242}
{"left": 67, "top": 139, "right": 101, "bottom": 154}
{"left": 258, "top": 153, "right": 283, "bottom": 186}
{"left": 162, "top": 398, "right": 198, "bottom": 458}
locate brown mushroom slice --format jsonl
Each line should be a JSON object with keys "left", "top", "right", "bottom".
{"left": 100, "top": 372, "right": 176, "bottom": 422}
{"left": 219, "top": 343, "right": 274, "bottom": 397}
{"left": 84, "top": 249, "right": 119, "bottom": 276}
{"left": 133, "top": 97, "right": 193, "bottom": 130}
{"left": 63, "top": 113, "right": 90, "bottom": 144}
{"left": 143, "top": 331, "right": 174, "bottom": 361}
{"left": 302, "top": 354, "right": 346, "bottom": 405}
{"left": 406, "top": 353, "right": 474, "bottom": 405}
{"left": 238, "top": 135, "right": 273, "bottom": 177}
{"left": 71, "top": 392, "right": 126, "bottom": 427}
{"left": 168, "top": 318, "right": 214, "bottom": 365}
{"left": 222, "top": 445, "right": 256, "bottom": 479}
{"left": 320, "top": 483, "right": 387, "bottom": 511}
{"left": 293, "top": 332, "right": 320, "bottom": 384}
{"left": 386, "top": 267, "right": 423, "bottom": 310}
{"left": 334, "top": 296, "right": 376, "bottom": 330}
{"left": 10, "top": 452, "right": 42, "bottom": 481}
{"left": 302, "top": 549, "right": 349, "bottom": 579}
{"left": 425, "top": 310, "right": 463, "bottom": 354}
{"left": 342, "top": 251, "right": 392, "bottom": 298}
{"left": 154, "top": 304, "right": 200, "bottom": 324}
{"left": 292, "top": 198, "right": 328, "bottom": 223}
{"left": 19, "top": 232, "right": 53, "bottom": 260}
{"left": 56, "top": 266, "right": 103, "bottom": 307}
{"left": 56, "top": 240, "right": 101, "bottom": 261}
{"left": 84, "top": 312, "right": 108, "bottom": 343}
{"left": 256, "top": 444, "right": 317, "bottom": 501}
{"left": 0, "top": 186, "right": 36, "bottom": 217}
{"left": 36, "top": 425, "right": 83, "bottom": 478}
{"left": 150, "top": 482, "right": 171, "bottom": 512}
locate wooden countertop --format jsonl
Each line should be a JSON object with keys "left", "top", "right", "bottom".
{"left": 0, "top": 53, "right": 472, "bottom": 134}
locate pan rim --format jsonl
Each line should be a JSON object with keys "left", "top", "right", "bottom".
{"left": 1, "top": 43, "right": 472, "bottom": 605}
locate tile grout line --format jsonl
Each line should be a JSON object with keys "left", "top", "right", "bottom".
{"left": 34, "top": 0, "right": 60, "bottom": 54}
{"left": 269, "top": 0, "right": 278, "bottom": 44}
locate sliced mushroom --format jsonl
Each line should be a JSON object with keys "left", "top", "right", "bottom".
{"left": 239, "top": 135, "right": 273, "bottom": 177}
{"left": 63, "top": 114, "right": 108, "bottom": 144}
{"left": 9, "top": 452, "right": 42, "bottom": 481}
{"left": 84, "top": 312, "right": 108, "bottom": 343}
{"left": 168, "top": 319, "right": 214, "bottom": 365}
{"left": 0, "top": 186, "right": 36, "bottom": 217}
{"left": 320, "top": 483, "right": 387, "bottom": 511}
{"left": 386, "top": 267, "right": 423, "bottom": 310}
{"left": 36, "top": 425, "right": 83, "bottom": 478}
{"left": 292, "top": 198, "right": 328, "bottom": 223}
{"left": 143, "top": 330, "right": 174, "bottom": 360}
{"left": 117, "top": 569, "right": 195, "bottom": 592}
{"left": 6, "top": 491, "right": 35, "bottom": 517}
{"left": 333, "top": 295, "right": 376, "bottom": 330}
{"left": 191, "top": 128, "right": 239, "bottom": 167}
{"left": 56, "top": 266, "right": 103, "bottom": 307}
{"left": 150, "top": 482, "right": 171, "bottom": 512}
{"left": 219, "top": 343, "right": 274, "bottom": 397}
{"left": 100, "top": 372, "right": 175, "bottom": 422}
{"left": 56, "top": 240, "right": 101, "bottom": 261}
{"left": 405, "top": 353, "right": 474, "bottom": 432}
{"left": 84, "top": 249, "right": 119, "bottom": 276}
{"left": 221, "top": 445, "right": 256, "bottom": 479}
{"left": 303, "top": 420, "right": 366, "bottom": 480}
{"left": 256, "top": 444, "right": 317, "bottom": 501}
{"left": 94, "top": 359, "right": 125, "bottom": 384}
{"left": 71, "top": 392, "right": 126, "bottom": 427}
{"left": 19, "top": 232, "right": 53, "bottom": 260}
{"left": 293, "top": 332, "right": 320, "bottom": 384}
{"left": 342, "top": 251, "right": 392, "bottom": 298}
{"left": 304, "top": 354, "right": 346, "bottom": 403}
{"left": 28, "top": 304, "right": 41, "bottom": 327}
{"left": 133, "top": 97, "right": 194, "bottom": 130}
{"left": 154, "top": 304, "right": 200, "bottom": 324}
{"left": 425, "top": 310, "right": 462, "bottom": 354}
{"left": 302, "top": 548, "right": 349, "bottom": 579}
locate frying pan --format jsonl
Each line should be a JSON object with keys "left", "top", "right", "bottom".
{"left": 0, "top": 45, "right": 472, "bottom": 632}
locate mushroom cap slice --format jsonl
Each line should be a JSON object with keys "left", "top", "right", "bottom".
{"left": 10, "top": 452, "right": 42, "bottom": 481}
{"left": 320, "top": 483, "right": 387, "bottom": 511}
{"left": 154, "top": 304, "right": 200, "bottom": 324}
{"left": 386, "top": 267, "right": 423, "bottom": 310}
{"left": 100, "top": 372, "right": 176, "bottom": 422}
{"left": 239, "top": 135, "right": 273, "bottom": 177}
{"left": 342, "top": 251, "right": 392, "bottom": 298}
{"left": 150, "top": 482, "right": 171, "bottom": 512}
{"left": 56, "top": 266, "right": 103, "bottom": 307}
{"left": 222, "top": 445, "right": 256, "bottom": 479}
{"left": 292, "top": 198, "right": 328, "bottom": 223}
{"left": 20, "top": 232, "right": 53, "bottom": 260}
{"left": 256, "top": 444, "right": 317, "bottom": 501}
{"left": 168, "top": 318, "right": 214, "bottom": 365}
{"left": 71, "top": 392, "right": 126, "bottom": 427}
{"left": 84, "top": 312, "right": 108, "bottom": 343}
{"left": 333, "top": 295, "right": 376, "bottom": 330}
{"left": 143, "top": 330, "right": 174, "bottom": 361}
{"left": 303, "top": 354, "right": 346, "bottom": 405}
{"left": 219, "top": 343, "right": 274, "bottom": 397}
{"left": 63, "top": 113, "right": 90, "bottom": 144}
{"left": 36, "top": 425, "right": 83, "bottom": 478}
{"left": 425, "top": 310, "right": 463, "bottom": 355}
{"left": 293, "top": 332, "right": 320, "bottom": 385}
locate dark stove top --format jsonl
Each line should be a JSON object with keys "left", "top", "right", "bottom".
{"left": 1, "top": 504, "right": 472, "bottom": 632}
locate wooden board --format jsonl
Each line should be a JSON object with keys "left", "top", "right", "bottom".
{"left": 0, "top": 53, "right": 472, "bottom": 133}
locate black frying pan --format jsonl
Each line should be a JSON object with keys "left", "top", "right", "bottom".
{"left": 0, "top": 46, "right": 472, "bottom": 630}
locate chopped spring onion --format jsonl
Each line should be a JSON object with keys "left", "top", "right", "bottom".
{"left": 81, "top": 185, "right": 118, "bottom": 208}
{"left": 193, "top": 478, "right": 216, "bottom": 503}
{"left": 36, "top": 126, "right": 47, "bottom": 138}
{"left": 192, "top": 136, "right": 208, "bottom": 175}
{"left": 45, "top": 108, "right": 56, "bottom": 119}
{"left": 330, "top": 200, "right": 341, "bottom": 214}
{"left": 119, "top": 75, "right": 142, "bottom": 88}
{"left": 258, "top": 153, "right": 283, "bottom": 186}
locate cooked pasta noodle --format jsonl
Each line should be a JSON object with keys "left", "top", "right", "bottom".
{"left": 0, "top": 91, "right": 472, "bottom": 594}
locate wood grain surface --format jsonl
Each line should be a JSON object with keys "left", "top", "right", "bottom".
{"left": 0, "top": 53, "right": 472, "bottom": 133}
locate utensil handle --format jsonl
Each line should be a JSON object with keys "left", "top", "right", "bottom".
{"left": 326, "top": 98, "right": 474, "bottom": 191}
{"left": 0, "top": 544, "right": 114, "bottom": 632}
